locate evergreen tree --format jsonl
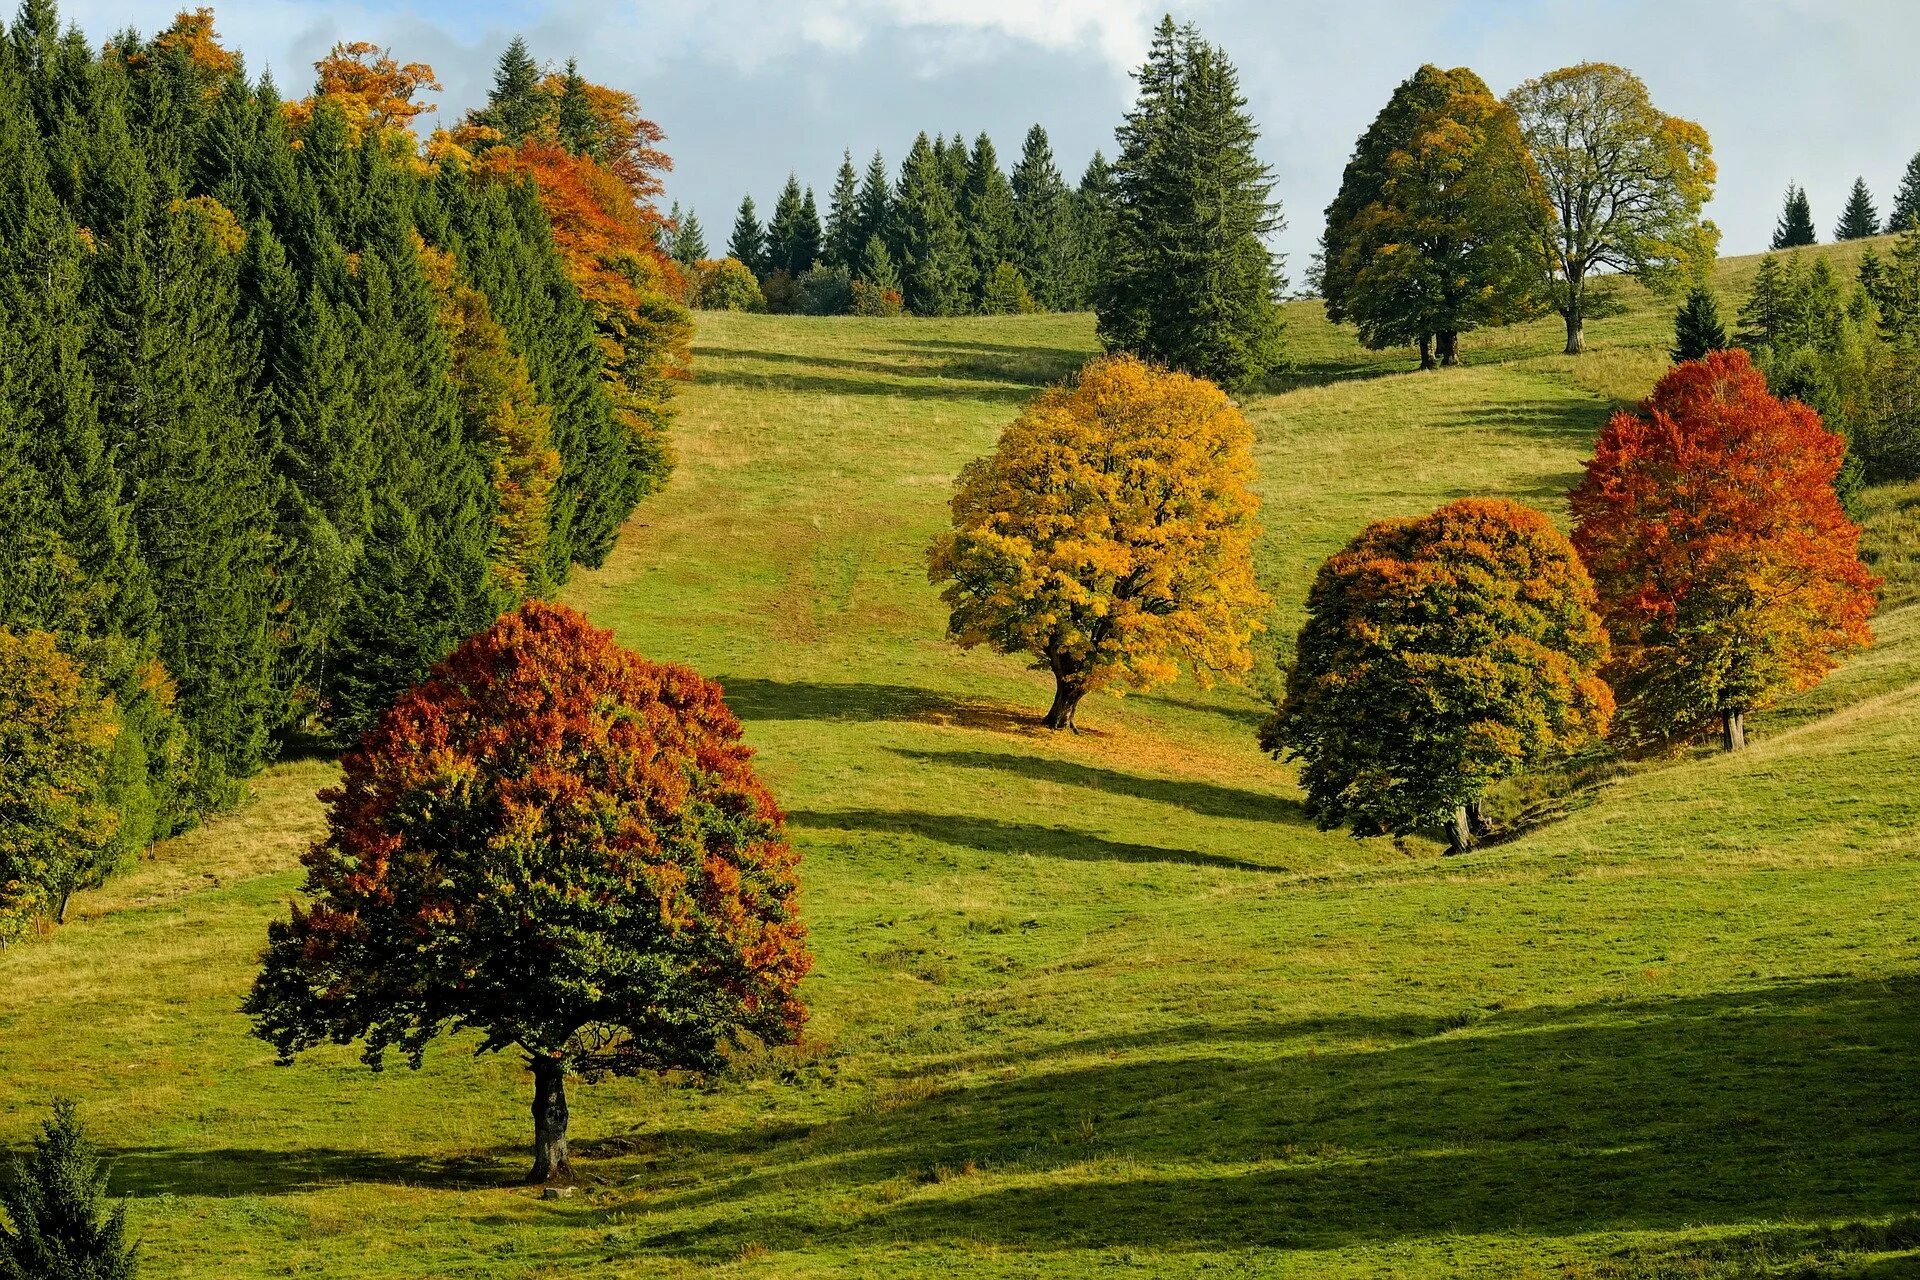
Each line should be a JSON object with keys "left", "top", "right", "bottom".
{"left": 555, "top": 59, "right": 602, "bottom": 159}
{"left": 895, "top": 131, "right": 971, "bottom": 315}
{"left": 858, "top": 232, "right": 900, "bottom": 293}
{"left": 1066, "top": 150, "right": 1117, "bottom": 310}
{"left": 482, "top": 36, "right": 545, "bottom": 145}
{"left": 795, "top": 185, "right": 822, "bottom": 274}
{"left": 1772, "top": 181, "right": 1816, "bottom": 249}
{"left": 1010, "top": 124, "right": 1071, "bottom": 310}
{"left": 1889, "top": 152, "right": 1920, "bottom": 233}
{"left": 1671, "top": 285, "right": 1727, "bottom": 362}
{"left": 1098, "top": 20, "right": 1286, "bottom": 388}
{"left": 765, "top": 175, "right": 814, "bottom": 278}
{"left": 960, "top": 132, "right": 1016, "bottom": 309}
{"left": 0, "top": 1100, "right": 136, "bottom": 1280}
{"left": 669, "top": 204, "right": 707, "bottom": 267}
{"left": 854, "top": 149, "right": 893, "bottom": 265}
{"left": 1835, "top": 177, "right": 1880, "bottom": 240}
{"left": 728, "top": 194, "right": 766, "bottom": 276}
{"left": 823, "top": 150, "right": 860, "bottom": 270}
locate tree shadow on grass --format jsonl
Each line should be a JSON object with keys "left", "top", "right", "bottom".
{"left": 714, "top": 677, "right": 1037, "bottom": 735}
{"left": 101, "top": 1145, "right": 519, "bottom": 1197}
{"left": 891, "top": 747, "right": 1309, "bottom": 827}
{"left": 634, "top": 975, "right": 1920, "bottom": 1262}
{"left": 787, "top": 808, "right": 1285, "bottom": 873}
{"left": 696, "top": 366, "right": 1039, "bottom": 404}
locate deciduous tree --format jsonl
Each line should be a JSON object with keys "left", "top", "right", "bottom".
{"left": 1261, "top": 499, "right": 1612, "bottom": 851}
{"left": 247, "top": 601, "right": 811, "bottom": 1184}
{"left": 929, "top": 355, "right": 1268, "bottom": 730}
{"left": 1570, "top": 350, "right": 1877, "bottom": 750}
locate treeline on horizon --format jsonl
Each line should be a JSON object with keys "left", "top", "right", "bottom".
{"left": 0, "top": 1, "right": 690, "bottom": 936}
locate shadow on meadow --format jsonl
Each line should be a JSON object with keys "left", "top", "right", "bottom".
{"left": 714, "top": 676, "right": 1037, "bottom": 733}
{"left": 891, "top": 747, "right": 1309, "bottom": 827}
{"left": 700, "top": 341, "right": 1082, "bottom": 402}
{"left": 788, "top": 808, "right": 1284, "bottom": 873}
{"left": 626, "top": 974, "right": 1920, "bottom": 1261}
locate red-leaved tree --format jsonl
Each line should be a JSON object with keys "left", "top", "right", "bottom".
{"left": 246, "top": 602, "right": 810, "bottom": 1183}
{"left": 1570, "top": 349, "right": 1878, "bottom": 750}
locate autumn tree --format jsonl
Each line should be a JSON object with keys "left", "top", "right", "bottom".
{"left": 284, "top": 41, "right": 441, "bottom": 146}
{"left": 1321, "top": 64, "right": 1548, "bottom": 368}
{"left": 247, "top": 601, "right": 811, "bottom": 1184}
{"left": 1507, "top": 63, "right": 1716, "bottom": 354}
{"left": 929, "top": 355, "right": 1268, "bottom": 730}
{"left": 1772, "top": 181, "right": 1816, "bottom": 249}
{"left": 1262, "top": 499, "right": 1612, "bottom": 852}
{"left": 1570, "top": 350, "right": 1878, "bottom": 751}
{"left": 1835, "top": 177, "right": 1880, "bottom": 241}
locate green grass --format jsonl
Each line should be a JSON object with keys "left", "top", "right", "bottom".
{"left": 5, "top": 244, "right": 1919, "bottom": 1278}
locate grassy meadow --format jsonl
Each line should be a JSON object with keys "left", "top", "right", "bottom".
{"left": 3, "top": 243, "right": 1918, "bottom": 1277}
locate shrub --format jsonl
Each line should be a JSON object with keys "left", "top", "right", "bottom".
{"left": 850, "top": 280, "right": 904, "bottom": 317}
{"left": 979, "top": 261, "right": 1037, "bottom": 315}
{"left": 694, "top": 257, "right": 764, "bottom": 311}
{"left": 759, "top": 268, "right": 802, "bottom": 314}
{"left": 797, "top": 265, "right": 854, "bottom": 316}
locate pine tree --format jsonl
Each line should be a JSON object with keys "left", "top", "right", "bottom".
{"left": 1099, "top": 20, "right": 1286, "bottom": 388}
{"left": 854, "top": 150, "right": 893, "bottom": 265}
{"left": 669, "top": 205, "right": 707, "bottom": 267}
{"left": 1772, "top": 181, "right": 1816, "bottom": 249}
{"left": 858, "top": 233, "right": 900, "bottom": 293}
{"left": 1010, "top": 124, "right": 1070, "bottom": 310}
{"left": 482, "top": 36, "right": 545, "bottom": 145}
{"left": 728, "top": 194, "right": 765, "bottom": 276}
{"left": 765, "top": 175, "right": 809, "bottom": 278}
{"left": 795, "top": 185, "right": 822, "bottom": 275}
{"left": 1671, "top": 285, "right": 1728, "bottom": 362}
{"left": 960, "top": 132, "right": 1016, "bottom": 310}
{"left": 823, "top": 150, "right": 860, "bottom": 270}
{"left": 895, "top": 132, "right": 971, "bottom": 315}
{"left": 1889, "top": 153, "right": 1920, "bottom": 233}
{"left": 0, "top": 1100, "right": 137, "bottom": 1280}
{"left": 555, "top": 59, "right": 601, "bottom": 159}
{"left": 1835, "top": 177, "right": 1880, "bottom": 240}
{"left": 1066, "top": 151, "right": 1117, "bottom": 310}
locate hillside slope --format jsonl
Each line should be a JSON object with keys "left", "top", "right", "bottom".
{"left": 2, "top": 244, "right": 1916, "bottom": 1279}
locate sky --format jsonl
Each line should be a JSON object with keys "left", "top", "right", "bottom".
{"left": 58, "top": 0, "right": 1920, "bottom": 274}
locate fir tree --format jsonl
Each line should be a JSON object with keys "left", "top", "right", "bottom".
{"left": 1099, "top": 20, "right": 1286, "bottom": 388}
{"left": 960, "top": 133, "right": 1016, "bottom": 309}
{"left": 895, "top": 132, "right": 971, "bottom": 315}
{"left": 858, "top": 233, "right": 900, "bottom": 293}
{"left": 482, "top": 36, "right": 545, "bottom": 145}
{"left": 1772, "top": 181, "right": 1816, "bottom": 249}
{"left": 765, "top": 175, "right": 811, "bottom": 278}
{"left": 854, "top": 150, "right": 893, "bottom": 264}
{"left": 728, "top": 194, "right": 766, "bottom": 277}
{"left": 669, "top": 204, "right": 707, "bottom": 267}
{"left": 823, "top": 150, "right": 860, "bottom": 270}
{"left": 1889, "top": 153, "right": 1920, "bottom": 234}
{"left": 795, "top": 185, "right": 822, "bottom": 275}
{"left": 1834, "top": 177, "right": 1880, "bottom": 240}
{"left": 0, "top": 1100, "right": 137, "bottom": 1280}
{"left": 1066, "top": 150, "right": 1117, "bottom": 310}
{"left": 1010, "top": 124, "right": 1071, "bottom": 310}
{"left": 555, "top": 59, "right": 602, "bottom": 159}
{"left": 1671, "top": 285, "right": 1727, "bottom": 362}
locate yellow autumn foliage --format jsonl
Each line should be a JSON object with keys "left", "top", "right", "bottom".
{"left": 929, "top": 355, "right": 1269, "bottom": 729}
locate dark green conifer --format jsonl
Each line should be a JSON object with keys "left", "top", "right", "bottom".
{"left": 728, "top": 194, "right": 766, "bottom": 276}
{"left": 1888, "top": 154, "right": 1920, "bottom": 234}
{"left": 1834, "top": 177, "right": 1880, "bottom": 240}
{"left": 823, "top": 151, "right": 861, "bottom": 270}
{"left": 482, "top": 36, "right": 545, "bottom": 145}
{"left": 0, "top": 1100, "right": 137, "bottom": 1280}
{"left": 1670, "top": 285, "right": 1727, "bottom": 362}
{"left": 960, "top": 132, "right": 1016, "bottom": 309}
{"left": 896, "top": 132, "right": 971, "bottom": 315}
{"left": 854, "top": 149, "right": 893, "bottom": 263}
{"left": 1009, "top": 124, "right": 1070, "bottom": 310}
{"left": 1771, "top": 181, "right": 1816, "bottom": 249}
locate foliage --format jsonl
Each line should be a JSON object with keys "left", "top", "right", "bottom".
{"left": 895, "top": 132, "right": 972, "bottom": 316}
{"left": 1009, "top": 125, "right": 1072, "bottom": 310}
{"left": 694, "top": 256, "right": 765, "bottom": 312}
{"left": 1772, "top": 181, "right": 1817, "bottom": 249}
{"left": 849, "top": 278, "right": 903, "bottom": 317}
{"left": 1671, "top": 285, "right": 1727, "bottom": 362}
{"left": 979, "top": 261, "right": 1036, "bottom": 315}
{"left": 1507, "top": 62, "right": 1717, "bottom": 353}
{"left": 798, "top": 263, "right": 854, "bottom": 316}
{"left": 246, "top": 600, "right": 811, "bottom": 1181}
{"left": 1888, "top": 152, "right": 1920, "bottom": 233}
{"left": 759, "top": 268, "right": 801, "bottom": 315}
{"left": 1570, "top": 350, "right": 1878, "bottom": 746}
{"left": 1835, "top": 177, "right": 1880, "bottom": 241}
{"left": 1321, "top": 64, "right": 1548, "bottom": 366}
{"left": 666, "top": 202, "right": 707, "bottom": 268}
{"left": 1098, "top": 19, "right": 1286, "bottom": 388}
{"left": 727, "top": 195, "right": 766, "bottom": 278}
{"left": 929, "top": 355, "right": 1268, "bottom": 729}
{"left": 1262, "top": 498, "right": 1611, "bottom": 847}
{"left": 284, "top": 41, "right": 441, "bottom": 147}
{"left": 0, "top": 1099, "right": 136, "bottom": 1280}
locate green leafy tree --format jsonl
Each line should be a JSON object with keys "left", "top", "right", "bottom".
{"left": 0, "top": 1100, "right": 137, "bottom": 1280}
{"left": 823, "top": 150, "right": 861, "bottom": 270}
{"left": 1098, "top": 18, "right": 1286, "bottom": 388}
{"left": 1507, "top": 62, "right": 1717, "bottom": 354}
{"left": 1834, "top": 177, "right": 1880, "bottom": 240}
{"left": 1262, "top": 499, "right": 1612, "bottom": 851}
{"left": 1321, "top": 64, "right": 1548, "bottom": 368}
{"left": 1671, "top": 285, "right": 1727, "bottom": 362}
{"left": 1772, "top": 181, "right": 1816, "bottom": 248}
{"left": 727, "top": 194, "right": 766, "bottom": 278}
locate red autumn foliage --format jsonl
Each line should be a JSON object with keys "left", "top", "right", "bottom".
{"left": 247, "top": 601, "right": 809, "bottom": 1181}
{"left": 1570, "top": 349, "right": 1878, "bottom": 746}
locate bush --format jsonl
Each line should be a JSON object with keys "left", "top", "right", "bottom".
{"left": 980, "top": 261, "right": 1037, "bottom": 315}
{"left": 760, "top": 269, "right": 802, "bottom": 315}
{"left": 851, "top": 280, "right": 904, "bottom": 317}
{"left": 0, "top": 1099, "right": 137, "bottom": 1279}
{"left": 798, "top": 265, "right": 854, "bottom": 316}
{"left": 694, "top": 257, "right": 764, "bottom": 312}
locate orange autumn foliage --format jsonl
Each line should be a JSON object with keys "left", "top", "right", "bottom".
{"left": 1570, "top": 349, "right": 1878, "bottom": 745}
{"left": 285, "top": 41, "right": 441, "bottom": 149}
{"left": 150, "top": 7, "right": 237, "bottom": 78}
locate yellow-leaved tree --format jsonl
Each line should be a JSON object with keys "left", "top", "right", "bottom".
{"left": 929, "top": 355, "right": 1269, "bottom": 730}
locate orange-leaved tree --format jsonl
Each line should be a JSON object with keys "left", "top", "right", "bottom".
{"left": 1262, "top": 499, "right": 1612, "bottom": 851}
{"left": 1570, "top": 349, "right": 1878, "bottom": 751}
{"left": 245, "top": 602, "right": 811, "bottom": 1184}
{"left": 929, "top": 355, "right": 1269, "bottom": 730}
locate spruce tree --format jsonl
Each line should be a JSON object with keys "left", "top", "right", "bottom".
{"left": 483, "top": 36, "right": 545, "bottom": 145}
{"left": 854, "top": 149, "right": 893, "bottom": 264}
{"left": 0, "top": 1100, "right": 136, "bottom": 1280}
{"left": 670, "top": 205, "right": 707, "bottom": 267}
{"left": 1772, "top": 181, "right": 1816, "bottom": 249}
{"left": 728, "top": 194, "right": 765, "bottom": 276}
{"left": 823, "top": 150, "right": 860, "bottom": 270}
{"left": 960, "top": 132, "right": 1017, "bottom": 310}
{"left": 895, "top": 132, "right": 971, "bottom": 315}
{"left": 858, "top": 232, "right": 900, "bottom": 293}
{"left": 795, "top": 185, "right": 822, "bottom": 275}
{"left": 1834, "top": 177, "right": 1880, "bottom": 240}
{"left": 1010, "top": 124, "right": 1070, "bottom": 310}
{"left": 555, "top": 59, "right": 601, "bottom": 159}
{"left": 1889, "top": 153, "right": 1920, "bottom": 234}
{"left": 1099, "top": 20, "right": 1285, "bottom": 388}
{"left": 1067, "top": 151, "right": 1117, "bottom": 310}
{"left": 765, "top": 176, "right": 808, "bottom": 277}
{"left": 1671, "top": 285, "right": 1727, "bottom": 362}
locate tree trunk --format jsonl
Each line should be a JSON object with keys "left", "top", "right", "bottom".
{"left": 1562, "top": 310, "right": 1585, "bottom": 355}
{"left": 54, "top": 887, "right": 70, "bottom": 924}
{"left": 1721, "top": 709, "right": 1747, "bottom": 753}
{"left": 529, "top": 1055, "right": 572, "bottom": 1185}
{"left": 1436, "top": 330, "right": 1460, "bottom": 366}
{"left": 1043, "top": 676, "right": 1085, "bottom": 732}
{"left": 1466, "top": 800, "right": 1490, "bottom": 839}
{"left": 1444, "top": 805, "right": 1476, "bottom": 854}
{"left": 1418, "top": 333, "right": 1435, "bottom": 370}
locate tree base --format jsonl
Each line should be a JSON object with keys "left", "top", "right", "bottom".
{"left": 1043, "top": 680, "right": 1085, "bottom": 732}
{"left": 1721, "top": 709, "right": 1746, "bottom": 752}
